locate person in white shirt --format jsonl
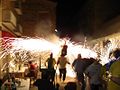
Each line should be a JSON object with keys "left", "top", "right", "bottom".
{"left": 57, "top": 54, "right": 70, "bottom": 82}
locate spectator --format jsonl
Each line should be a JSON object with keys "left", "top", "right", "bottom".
{"left": 33, "top": 74, "right": 54, "bottom": 90}
{"left": 64, "top": 82, "right": 77, "bottom": 90}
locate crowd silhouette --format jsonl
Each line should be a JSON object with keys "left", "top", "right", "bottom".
{"left": 1, "top": 43, "right": 120, "bottom": 90}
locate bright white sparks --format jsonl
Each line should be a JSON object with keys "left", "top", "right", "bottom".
{"left": 0, "top": 37, "right": 97, "bottom": 77}
{"left": 1, "top": 36, "right": 120, "bottom": 77}
{"left": 12, "top": 38, "right": 55, "bottom": 52}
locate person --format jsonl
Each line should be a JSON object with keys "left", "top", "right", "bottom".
{"left": 72, "top": 54, "right": 85, "bottom": 90}
{"left": 61, "top": 44, "right": 68, "bottom": 56}
{"left": 85, "top": 59, "right": 102, "bottom": 90}
{"left": 28, "top": 61, "right": 36, "bottom": 77}
{"left": 0, "top": 79, "right": 2, "bottom": 90}
{"left": 11, "top": 75, "right": 16, "bottom": 90}
{"left": 55, "top": 83, "right": 60, "bottom": 90}
{"left": 100, "top": 50, "right": 116, "bottom": 90}
{"left": 105, "top": 51, "right": 116, "bottom": 71}
{"left": 64, "top": 82, "right": 77, "bottom": 90}
{"left": 57, "top": 54, "right": 70, "bottom": 82}
{"left": 45, "top": 53, "right": 56, "bottom": 82}
{"left": 100, "top": 64, "right": 108, "bottom": 90}
{"left": 33, "top": 74, "right": 54, "bottom": 90}
{"left": 107, "top": 48, "right": 120, "bottom": 90}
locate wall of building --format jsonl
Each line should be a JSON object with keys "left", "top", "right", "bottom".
{"left": 78, "top": 0, "right": 120, "bottom": 39}
{"left": 21, "top": 0, "right": 56, "bottom": 40}
{"left": 0, "top": 0, "right": 23, "bottom": 78}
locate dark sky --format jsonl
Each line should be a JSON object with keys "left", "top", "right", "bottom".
{"left": 56, "top": 0, "right": 120, "bottom": 38}
{"left": 56, "top": 0, "right": 87, "bottom": 38}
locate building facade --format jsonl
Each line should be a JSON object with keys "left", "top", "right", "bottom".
{"left": 0, "top": 0, "right": 24, "bottom": 78}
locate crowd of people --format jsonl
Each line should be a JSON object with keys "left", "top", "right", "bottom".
{"left": 1, "top": 45, "right": 120, "bottom": 90}
{"left": 32, "top": 47, "right": 120, "bottom": 90}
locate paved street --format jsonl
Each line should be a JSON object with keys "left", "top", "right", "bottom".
{"left": 15, "top": 75, "right": 92, "bottom": 90}
{"left": 29, "top": 76, "right": 81, "bottom": 90}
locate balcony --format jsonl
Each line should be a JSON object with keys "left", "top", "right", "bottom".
{"left": 2, "top": 9, "right": 16, "bottom": 31}
{"left": 15, "top": 8, "right": 22, "bottom": 15}
{"left": 13, "top": 0, "right": 22, "bottom": 15}
{"left": 14, "top": 24, "right": 23, "bottom": 36}
{"left": 10, "top": 0, "right": 27, "bottom": 2}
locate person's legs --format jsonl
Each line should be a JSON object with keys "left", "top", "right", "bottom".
{"left": 59, "top": 69, "right": 62, "bottom": 81}
{"left": 63, "top": 68, "right": 66, "bottom": 81}
{"left": 81, "top": 78, "right": 85, "bottom": 90}
{"left": 76, "top": 73, "right": 82, "bottom": 84}
{"left": 51, "top": 69, "right": 56, "bottom": 82}
{"left": 77, "top": 73, "right": 85, "bottom": 90}
{"left": 47, "top": 70, "right": 52, "bottom": 82}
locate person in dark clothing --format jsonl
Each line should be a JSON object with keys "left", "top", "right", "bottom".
{"left": 55, "top": 83, "right": 60, "bottom": 90}
{"left": 0, "top": 79, "right": 2, "bottom": 90}
{"left": 45, "top": 53, "right": 56, "bottom": 82}
{"left": 64, "top": 82, "right": 77, "bottom": 90}
{"left": 61, "top": 44, "right": 68, "bottom": 56}
{"left": 85, "top": 60, "right": 102, "bottom": 90}
{"left": 72, "top": 54, "right": 85, "bottom": 90}
{"left": 33, "top": 75, "right": 54, "bottom": 90}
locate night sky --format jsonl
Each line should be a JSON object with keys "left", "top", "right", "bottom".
{"left": 56, "top": 0, "right": 120, "bottom": 38}
{"left": 56, "top": 0, "right": 87, "bottom": 38}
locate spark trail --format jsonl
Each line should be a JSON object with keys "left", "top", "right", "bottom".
{"left": 0, "top": 37, "right": 97, "bottom": 77}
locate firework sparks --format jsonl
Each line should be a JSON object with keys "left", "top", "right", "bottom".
{"left": 0, "top": 37, "right": 97, "bottom": 77}
{"left": 89, "top": 36, "right": 120, "bottom": 65}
